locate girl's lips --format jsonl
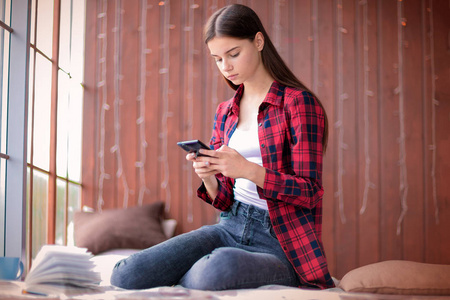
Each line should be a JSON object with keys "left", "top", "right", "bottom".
{"left": 227, "top": 74, "right": 238, "bottom": 81}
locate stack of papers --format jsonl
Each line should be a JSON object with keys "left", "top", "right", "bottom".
{"left": 24, "top": 245, "right": 101, "bottom": 296}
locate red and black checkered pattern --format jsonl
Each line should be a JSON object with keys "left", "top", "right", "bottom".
{"left": 197, "top": 81, "right": 334, "bottom": 289}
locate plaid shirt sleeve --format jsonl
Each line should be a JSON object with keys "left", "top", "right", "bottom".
{"left": 259, "top": 88, "right": 325, "bottom": 209}
{"left": 196, "top": 99, "right": 236, "bottom": 212}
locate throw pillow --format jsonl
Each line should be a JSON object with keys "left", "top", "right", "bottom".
{"left": 338, "top": 260, "right": 450, "bottom": 295}
{"left": 74, "top": 202, "right": 167, "bottom": 255}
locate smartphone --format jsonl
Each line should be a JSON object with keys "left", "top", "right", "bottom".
{"left": 177, "top": 140, "right": 211, "bottom": 157}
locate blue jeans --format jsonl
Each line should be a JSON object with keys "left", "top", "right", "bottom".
{"left": 110, "top": 201, "right": 300, "bottom": 290}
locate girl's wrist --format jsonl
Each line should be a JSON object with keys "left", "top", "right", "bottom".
{"left": 202, "top": 175, "right": 219, "bottom": 199}
{"left": 202, "top": 175, "right": 216, "bottom": 185}
{"left": 245, "top": 162, "right": 266, "bottom": 188}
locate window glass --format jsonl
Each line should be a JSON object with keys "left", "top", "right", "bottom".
{"left": 55, "top": 178, "right": 67, "bottom": 245}
{"left": 58, "top": 0, "right": 71, "bottom": 72}
{"left": 57, "top": 71, "right": 69, "bottom": 177}
{"left": 0, "top": 1, "right": 5, "bottom": 23}
{"left": 30, "top": 0, "right": 36, "bottom": 46}
{"left": 32, "top": 53, "right": 52, "bottom": 171}
{"left": 67, "top": 0, "right": 85, "bottom": 182}
{"left": 24, "top": 0, "right": 84, "bottom": 260}
{"left": 67, "top": 80, "right": 83, "bottom": 182}
{"left": 70, "top": 0, "right": 85, "bottom": 83}
{"left": 26, "top": 167, "right": 31, "bottom": 263}
{"left": 67, "top": 182, "right": 81, "bottom": 246}
{"left": 0, "top": 0, "right": 11, "bottom": 26}
{"left": 1, "top": 28, "right": 9, "bottom": 155}
{"left": 31, "top": 169, "right": 48, "bottom": 259}
{"left": 35, "top": 0, "right": 54, "bottom": 58}
{"left": 0, "top": 3, "right": 11, "bottom": 257}
{"left": 27, "top": 51, "right": 35, "bottom": 164}
{"left": 0, "top": 155, "right": 5, "bottom": 256}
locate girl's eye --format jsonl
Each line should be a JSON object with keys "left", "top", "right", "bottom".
{"left": 230, "top": 52, "right": 240, "bottom": 58}
{"left": 215, "top": 58, "right": 222, "bottom": 63}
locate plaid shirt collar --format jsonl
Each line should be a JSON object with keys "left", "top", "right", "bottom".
{"left": 229, "top": 81, "right": 285, "bottom": 117}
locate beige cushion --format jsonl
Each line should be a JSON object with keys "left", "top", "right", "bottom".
{"left": 74, "top": 202, "right": 167, "bottom": 255}
{"left": 338, "top": 260, "right": 450, "bottom": 295}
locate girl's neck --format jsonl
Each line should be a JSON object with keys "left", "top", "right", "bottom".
{"left": 242, "top": 72, "right": 274, "bottom": 105}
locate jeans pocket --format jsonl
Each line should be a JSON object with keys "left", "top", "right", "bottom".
{"left": 220, "top": 211, "right": 230, "bottom": 220}
{"left": 268, "top": 224, "right": 278, "bottom": 239}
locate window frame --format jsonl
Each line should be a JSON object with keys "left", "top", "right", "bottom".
{"left": 26, "top": 0, "right": 85, "bottom": 261}
{"left": 2, "top": 0, "right": 30, "bottom": 265}
{"left": 2, "top": 0, "right": 85, "bottom": 269}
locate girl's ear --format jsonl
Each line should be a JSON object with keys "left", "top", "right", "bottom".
{"left": 254, "top": 32, "right": 264, "bottom": 51}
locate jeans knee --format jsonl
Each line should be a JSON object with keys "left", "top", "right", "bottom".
{"left": 110, "top": 259, "right": 135, "bottom": 289}
{"left": 180, "top": 248, "right": 241, "bottom": 290}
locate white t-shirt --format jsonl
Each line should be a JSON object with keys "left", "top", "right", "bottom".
{"left": 228, "top": 114, "right": 268, "bottom": 210}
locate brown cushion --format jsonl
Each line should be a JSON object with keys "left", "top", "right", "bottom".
{"left": 338, "top": 260, "right": 450, "bottom": 295}
{"left": 74, "top": 202, "right": 167, "bottom": 255}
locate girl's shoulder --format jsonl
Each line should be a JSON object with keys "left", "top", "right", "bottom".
{"left": 215, "top": 98, "right": 233, "bottom": 115}
{"left": 283, "top": 85, "right": 314, "bottom": 98}
{"left": 283, "top": 86, "right": 318, "bottom": 106}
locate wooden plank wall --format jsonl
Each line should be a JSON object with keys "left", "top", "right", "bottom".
{"left": 82, "top": 0, "right": 450, "bottom": 279}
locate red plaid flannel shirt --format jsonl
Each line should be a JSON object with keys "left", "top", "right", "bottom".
{"left": 197, "top": 81, "right": 334, "bottom": 289}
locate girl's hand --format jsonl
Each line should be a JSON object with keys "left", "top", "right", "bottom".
{"left": 186, "top": 152, "right": 217, "bottom": 179}
{"left": 186, "top": 145, "right": 247, "bottom": 179}
{"left": 186, "top": 151, "right": 219, "bottom": 199}
{"left": 205, "top": 145, "right": 248, "bottom": 179}
{"left": 186, "top": 145, "right": 266, "bottom": 187}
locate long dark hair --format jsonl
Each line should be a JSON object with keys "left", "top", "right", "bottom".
{"left": 204, "top": 4, "right": 328, "bottom": 152}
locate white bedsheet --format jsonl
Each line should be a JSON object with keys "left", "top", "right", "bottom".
{"left": 92, "top": 248, "right": 139, "bottom": 286}
{"left": 83, "top": 285, "right": 345, "bottom": 300}
{"left": 1, "top": 280, "right": 347, "bottom": 300}
{"left": 88, "top": 249, "right": 345, "bottom": 299}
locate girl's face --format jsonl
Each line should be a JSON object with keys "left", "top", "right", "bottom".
{"left": 207, "top": 34, "right": 264, "bottom": 86}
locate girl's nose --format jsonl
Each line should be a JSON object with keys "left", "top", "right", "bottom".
{"left": 221, "top": 60, "right": 232, "bottom": 72}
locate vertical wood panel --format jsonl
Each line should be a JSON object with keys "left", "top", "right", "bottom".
{"left": 274, "top": 0, "right": 290, "bottom": 65}
{"left": 312, "top": 0, "right": 337, "bottom": 274}
{"left": 195, "top": 0, "right": 219, "bottom": 229}
{"left": 402, "top": 0, "right": 425, "bottom": 262}
{"left": 120, "top": 0, "right": 139, "bottom": 208}
{"left": 334, "top": 0, "right": 358, "bottom": 278}
{"left": 186, "top": 0, "right": 201, "bottom": 231}
{"left": 144, "top": 1, "right": 161, "bottom": 207}
{"left": 316, "top": 0, "right": 336, "bottom": 276}
{"left": 182, "top": 0, "right": 208, "bottom": 232}
{"left": 251, "top": 0, "right": 270, "bottom": 33}
{"left": 378, "top": 0, "right": 403, "bottom": 261}
{"left": 356, "top": 0, "right": 380, "bottom": 268}
{"left": 81, "top": 0, "right": 98, "bottom": 210}
{"left": 425, "top": 0, "right": 450, "bottom": 264}
{"left": 423, "top": 0, "right": 434, "bottom": 264}
{"left": 104, "top": 2, "right": 119, "bottom": 210}
{"left": 82, "top": 0, "right": 450, "bottom": 279}
{"left": 165, "top": 0, "right": 183, "bottom": 229}
{"left": 291, "top": 0, "right": 312, "bottom": 88}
